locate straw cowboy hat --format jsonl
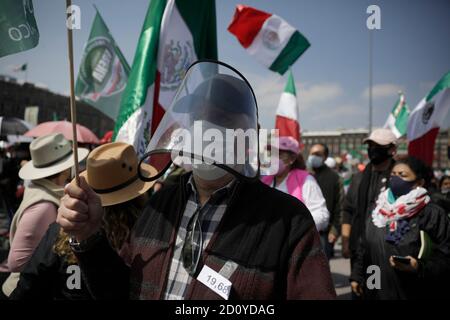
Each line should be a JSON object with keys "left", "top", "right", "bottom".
{"left": 19, "top": 133, "right": 89, "bottom": 180}
{"left": 78, "top": 142, "right": 157, "bottom": 206}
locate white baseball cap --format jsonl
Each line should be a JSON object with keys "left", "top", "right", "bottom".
{"left": 363, "top": 128, "right": 397, "bottom": 146}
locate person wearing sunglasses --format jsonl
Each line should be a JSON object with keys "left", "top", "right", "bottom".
{"left": 56, "top": 61, "right": 336, "bottom": 300}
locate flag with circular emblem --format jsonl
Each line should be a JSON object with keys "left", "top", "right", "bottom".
{"left": 228, "top": 5, "right": 310, "bottom": 75}
{"left": 113, "top": 0, "right": 217, "bottom": 156}
{"left": 75, "top": 9, "right": 130, "bottom": 121}
{"left": 407, "top": 71, "right": 450, "bottom": 166}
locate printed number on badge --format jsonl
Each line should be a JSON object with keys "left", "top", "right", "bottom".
{"left": 197, "top": 265, "right": 232, "bottom": 299}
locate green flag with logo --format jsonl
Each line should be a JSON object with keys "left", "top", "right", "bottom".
{"left": 0, "top": 0, "right": 39, "bottom": 58}
{"left": 75, "top": 9, "right": 130, "bottom": 120}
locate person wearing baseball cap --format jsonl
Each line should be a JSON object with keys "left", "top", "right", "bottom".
{"left": 363, "top": 128, "right": 398, "bottom": 164}
{"left": 2, "top": 133, "right": 89, "bottom": 297}
{"left": 341, "top": 128, "right": 398, "bottom": 298}
{"left": 261, "top": 136, "right": 330, "bottom": 233}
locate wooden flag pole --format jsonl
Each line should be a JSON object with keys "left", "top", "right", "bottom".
{"left": 65, "top": 0, "right": 80, "bottom": 186}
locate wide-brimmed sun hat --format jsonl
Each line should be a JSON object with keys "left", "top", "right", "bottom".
{"left": 78, "top": 142, "right": 157, "bottom": 206}
{"left": 19, "top": 133, "right": 89, "bottom": 180}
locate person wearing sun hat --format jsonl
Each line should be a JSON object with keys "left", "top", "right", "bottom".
{"left": 261, "top": 136, "right": 330, "bottom": 232}
{"left": 2, "top": 133, "right": 88, "bottom": 297}
{"left": 56, "top": 61, "right": 335, "bottom": 300}
{"left": 77, "top": 141, "right": 157, "bottom": 206}
{"left": 8, "top": 142, "right": 156, "bottom": 299}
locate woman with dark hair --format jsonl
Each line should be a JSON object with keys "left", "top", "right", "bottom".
{"left": 430, "top": 175, "right": 450, "bottom": 215}
{"left": 350, "top": 156, "right": 450, "bottom": 299}
{"left": 439, "top": 175, "right": 450, "bottom": 192}
{"left": 8, "top": 142, "right": 156, "bottom": 300}
{"left": 261, "top": 136, "right": 330, "bottom": 232}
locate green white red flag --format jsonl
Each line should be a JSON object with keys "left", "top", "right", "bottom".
{"left": 384, "top": 92, "right": 409, "bottom": 139}
{"left": 228, "top": 5, "right": 310, "bottom": 75}
{"left": 275, "top": 70, "right": 301, "bottom": 142}
{"left": 407, "top": 71, "right": 450, "bottom": 166}
{"left": 113, "top": 0, "right": 217, "bottom": 155}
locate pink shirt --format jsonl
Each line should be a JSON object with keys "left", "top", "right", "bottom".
{"left": 7, "top": 201, "right": 58, "bottom": 272}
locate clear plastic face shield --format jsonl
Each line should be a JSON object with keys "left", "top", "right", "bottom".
{"left": 138, "top": 60, "right": 260, "bottom": 182}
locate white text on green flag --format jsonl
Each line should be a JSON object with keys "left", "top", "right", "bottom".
{"left": 0, "top": 0, "right": 39, "bottom": 58}
{"left": 75, "top": 10, "right": 130, "bottom": 121}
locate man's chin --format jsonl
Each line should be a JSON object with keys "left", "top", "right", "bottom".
{"left": 193, "top": 171, "right": 234, "bottom": 186}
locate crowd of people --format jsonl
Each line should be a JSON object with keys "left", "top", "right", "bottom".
{"left": 0, "top": 61, "right": 450, "bottom": 300}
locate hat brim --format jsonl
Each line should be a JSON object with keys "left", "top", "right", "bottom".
{"left": 79, "top": 163, "right": 157, "bottom": 206}
{"left": 19, "top": 148, "right": 89, "bottom": 180}
{"left": 363, "top": 138, "right": 396, "bottom": 146}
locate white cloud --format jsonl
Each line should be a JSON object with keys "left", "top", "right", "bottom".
{"left": 252, "top": 76, "right": 345, "bottom": 130}
{"left": 250, "top": 74, "right": 344, "bottom": 113}
{"left": 245, "top": 72, "right": 371, "bottom": 131}
{"left": 300, "top": 83, "right": 343, "bottom": 109}
{"left": 312, "top": 104, "right": 364, "bottom": 119}
{"left": 362, "top": 83, "right": 404, "bottom": 99}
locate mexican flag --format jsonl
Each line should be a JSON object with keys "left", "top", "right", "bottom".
{"left": 384, "top": 92, "right": 410, "bottom": 138}
{"left": 228, "top": 5, "right": 310, "bottom": 75}
{"left": 407, "top": 71, "right": 450, "bottom": 166}
{"left": 275, "top": 70, "right": 301, "bottom": 142}
{"left": 75, "top": 9, "right": 130, "bottom": 121}
{"left": 114, "top": 0, "right": 217, "bottom": 156}
{"left": 0, "top": 0, "right": 39, "bottom": 58}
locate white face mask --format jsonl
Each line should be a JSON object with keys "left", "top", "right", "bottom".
{"left": 307, "top": 155, "right": 324, "bottom": 169}
{"left": 186, "top": 121, "right": 244, "bottom": 180}
{"left": 192, "top": 163, "right": 228, "bottom": 181}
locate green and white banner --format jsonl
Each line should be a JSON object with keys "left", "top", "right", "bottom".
{"left": 0, "top": 0, "right": 39, "bottom": 58}
{"left": 75, "top": 10, "right": 130, "bottom": 121}
{"left": 384, "top": 92, "right": 409, "bottom": 138}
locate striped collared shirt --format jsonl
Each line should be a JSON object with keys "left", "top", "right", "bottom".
{"left": 164, "top": 175, "right": 236, "bottom": 300}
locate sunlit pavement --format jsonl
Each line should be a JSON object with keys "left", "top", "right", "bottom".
{"left": 330, "top": 241, "right": 352, "bottom": 300}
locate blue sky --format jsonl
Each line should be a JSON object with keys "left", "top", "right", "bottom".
{"left": 0, "top": 0, "right": 449, "bottom": 131}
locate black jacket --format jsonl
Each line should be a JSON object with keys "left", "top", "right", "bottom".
{"left": 342, "top": 162, "right": 393, "bottom": 252}
{"left": 9, "top": 223, "right": 93, "bottom": 300}
{"left": 74, "top": 173, "right": 336, "bottom": 300}
{"left": 313, "top": 165, "right": 343, "bottom": 235}
{"left": 431, "top": 191, "right": 450, "bottom": 216}
{"left": 350, "top": 202, "right": 450, "bottom": 299}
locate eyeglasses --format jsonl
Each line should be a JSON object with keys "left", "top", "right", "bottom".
{"left": 182, "top": 209, "right": 203, "bottom": 276}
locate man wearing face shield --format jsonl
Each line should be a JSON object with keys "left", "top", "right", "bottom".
{"left": 341, "top": 129, "right": 397, "bottom": 297}
{"left": 56, "top": 61, "right": 335, "bottom": 300}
